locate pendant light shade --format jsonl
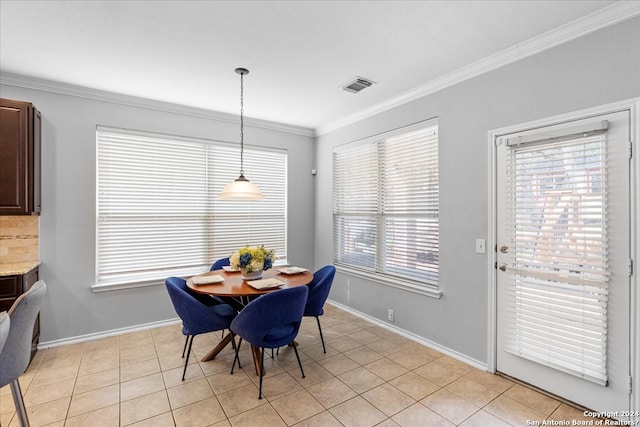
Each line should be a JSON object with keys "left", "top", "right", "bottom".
{"left": 219, "top": 67, "right": 265, "bottom": 200}
{"left": 219, "top": 174, "right": 264, "bottom": 200}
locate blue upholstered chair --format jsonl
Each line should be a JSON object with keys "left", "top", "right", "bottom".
{"left": 230, "top": 286, "right": 309, "bottom": 399}
{"left": 304, "top": 265, "right": 336, "bottom": 353}
{"left": 177, "top": 276, "right": 227, "bottom": 358}
{"left": 165, "top": 277, "right": 237, "bottom": 380}
{"left": 210, "top": 257, "right": 230, "bottom": 271}
{"left": 209, "top": 257, "right": 236, "bottom": 309}
{"left": 0, "top": 280, "right": 47, "bottom": 427}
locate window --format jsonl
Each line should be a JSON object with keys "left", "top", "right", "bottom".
{"left": 95, "top": 127, "right": 287, "bottom": 290}
{"left": 333, "top": 122, "right": 439, "bottom": 292}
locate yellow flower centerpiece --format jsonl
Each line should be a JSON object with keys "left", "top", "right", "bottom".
{"left": 230, "top": 245, "right": 275, "bottom": 280}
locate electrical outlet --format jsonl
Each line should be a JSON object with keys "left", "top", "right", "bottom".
{"left": 387, "top": 309, "right": 394, "bottom": 322}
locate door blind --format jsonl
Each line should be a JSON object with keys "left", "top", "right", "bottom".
{"left": 503, "top": 132, "right": 610, "bottom": 385}
{"left": 96, "top": 127, "right": 287, "bottom": 289}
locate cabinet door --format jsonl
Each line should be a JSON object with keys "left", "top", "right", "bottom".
{"left": 0, "top": 99, "right": 28, "bottom": 213}
{"left": 0, "top": 275, "right": 20, "bottom": 312}
{"left": 0, "top": 268, "right": 40, "bottom": 361}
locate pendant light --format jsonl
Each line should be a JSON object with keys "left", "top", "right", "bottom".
{"left": 219, "top": 67, "right": 265, "bottom": 200}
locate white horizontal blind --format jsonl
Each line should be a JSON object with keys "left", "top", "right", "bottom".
{"left": 207, "top": 144, "right": 287, "bottom": 262}
{"left": 96, "top": 127, "right": 287, "bottom": 288}
{"left": 382, "top": 128, "right": 439, "bottom": 283}
{"left": 333, "top": 124, "right": 439, "bottom": 286}
{"left": 333, "top": 139, "right": 379, "bottom": 270}
{"left": 503, "top": 132, "right": 609, "bottom": 385}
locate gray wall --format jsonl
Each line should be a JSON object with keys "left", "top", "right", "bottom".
{"left": 314, "top": 17, "right": 640, "bottom": 364}
{"left": 0, "top": 85, "right": 315, "bottom": 343}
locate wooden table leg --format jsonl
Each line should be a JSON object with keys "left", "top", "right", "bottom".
{"left": 201, "top": 333, "right": 233, "bottom": 362}
{"left": 201, "top": 334, "right": 262, "bottom": 377}
{"left": 251, "top": 345, "right": 261, "bottom": 376}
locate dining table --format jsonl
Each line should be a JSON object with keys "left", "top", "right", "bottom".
{"left": 186, "top": 266, "right": 314, "bottom": 375}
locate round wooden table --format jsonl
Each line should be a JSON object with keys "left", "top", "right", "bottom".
{"left": 186, "top": 267, "right": 313, "bottom": 374}
{"left": 187, "top": 267, "right": 313, "bottom": 298}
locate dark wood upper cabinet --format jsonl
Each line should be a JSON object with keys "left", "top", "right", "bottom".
{"left": 0, "top": 98, "right": 41, "bottom": 214}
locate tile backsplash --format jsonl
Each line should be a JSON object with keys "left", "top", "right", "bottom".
{"left": 0, "top": 216, "right": 39, "bottom": 264}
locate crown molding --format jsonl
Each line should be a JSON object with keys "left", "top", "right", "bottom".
{"left": 0, "top": 72, "right": 315, "bottom": 138}
{"left": 316, "top": 1, "right": 640, "bottom": 136}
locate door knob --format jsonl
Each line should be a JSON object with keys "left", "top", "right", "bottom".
{"left": 498, "top": 263, "right": 507, "bottom": 272}
{"left": 500, "top": 245, "right": 509, "bottom": 253}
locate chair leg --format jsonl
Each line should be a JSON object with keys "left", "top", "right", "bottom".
{"left": 230, "top": 332, "right": 242, "bottom": 369}
{"left": 292, "top": 342, "right": 305, "bottom": 379}
{"left": 182, "top": 335, "right": 194, "bottom": 381}
{"left": 10, "top": 379, "right": 30, "bottom": 427}
{"left": 182, "top": 335, "right": 189, "bottom": 358}
{"left": 258, "top": 347, "right": 265, "bottom": 399}
{"left": 315, "top": 316, "right": 326, "bottom": 353}
{"left": 231, "top": 337, "right": 243, "bottom": 374}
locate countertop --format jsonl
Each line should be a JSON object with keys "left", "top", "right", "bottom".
{"left": 0, "top": 261, "right": 41, "bottom": 276}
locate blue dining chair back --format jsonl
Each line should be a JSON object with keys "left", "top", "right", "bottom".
{"left": 304, "top": 265, "right": 336, "bottom": 353}
{"left": 230, "top": 285, "right": 309, "bottom": 399}
{"left": 0, "top": 280, "right": 47, "bottom": 427}
{"left": 210, "top": 257, "right": 230, "bottom": 271}
{"left": 176, "top": 273, "right": 228, "bottom": 355}
{"left": 165, "top": 277, "right": 237, "bottom": 380}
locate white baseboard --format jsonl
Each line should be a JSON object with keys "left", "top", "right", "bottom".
{"left": 327, "top": 300, "right": 488, "bottom": 372}
{"left": 41, "top": 303, "right": 486, "bottom": 373}
{"left": 38, "top": 318, "right": 182, "bottom": 349}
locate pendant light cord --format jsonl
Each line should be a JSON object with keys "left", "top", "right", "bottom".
{"left": 218, "top": 67, "right": 263, "bottom": 200}
{"left": 239, "top": 71, "right": 245, "bottom": 176}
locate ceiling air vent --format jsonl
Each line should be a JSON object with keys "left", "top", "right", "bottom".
{"left": 342, "top": 76, "right": 375, "bottom": 93}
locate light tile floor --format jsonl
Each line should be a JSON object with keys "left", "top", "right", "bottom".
{"left": 0, "top": 304, "right": 598, "bottom": 426}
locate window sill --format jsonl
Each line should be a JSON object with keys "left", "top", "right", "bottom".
{"left": 91, "top": 279, "right": 165, "bottom": 292}
{"left": 335, "top": 265, "right": 442, "bottom": 299}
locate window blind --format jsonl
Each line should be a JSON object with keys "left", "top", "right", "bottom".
{"left": 333, "top": 124, "right": 439, "bottom": 287}
{"left": 503, "top": 133, "right": 609, "bottom": 385}
{"left": 96, "top": 127, "right": 287, "bottom": 289}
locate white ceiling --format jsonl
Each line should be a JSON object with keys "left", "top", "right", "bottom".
{"left": 0, "top": 1, "right": 635, "bottom": 133}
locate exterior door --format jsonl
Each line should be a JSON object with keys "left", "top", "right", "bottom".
{"left": 496, "top": 110, "right": 631, "bottom": 414}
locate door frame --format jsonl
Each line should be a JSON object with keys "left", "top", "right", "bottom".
{"left": 487, "top": 98, "right": 640, "bottom": 413}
